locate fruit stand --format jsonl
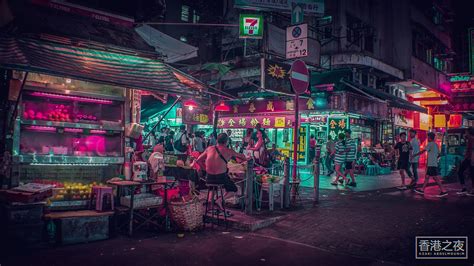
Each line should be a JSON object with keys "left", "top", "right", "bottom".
{"left": 2, "top": 73, "right": 127, "bottom": 244}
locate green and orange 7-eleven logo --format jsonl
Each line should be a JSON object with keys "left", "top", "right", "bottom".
{"left": 239, "top": 14, "right": 263, "bottom": 39}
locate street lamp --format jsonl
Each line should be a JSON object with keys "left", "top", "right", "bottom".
{"left": 214, "top": 101, "right": 230, "bottom": 112}
{"left": 183, "top": 99, "right": 198, "bottom": 111}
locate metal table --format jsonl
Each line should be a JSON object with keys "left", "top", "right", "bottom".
{"left": 107, "top": 179, "right": 176, "bottom": 236}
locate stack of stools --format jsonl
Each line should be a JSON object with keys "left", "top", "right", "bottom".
{"left": 203, "top": 183, "right": 228, "bottom": 229}
{"left": 90, "top": 186, "right": 114, "bottom": 211}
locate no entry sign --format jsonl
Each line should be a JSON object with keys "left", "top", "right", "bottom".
{"left": 290, "top": 60, "right": 309, "bottom": 94}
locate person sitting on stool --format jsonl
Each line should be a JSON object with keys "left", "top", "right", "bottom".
{"left": 194, "top": 133, "right": 247, "bottom": 216}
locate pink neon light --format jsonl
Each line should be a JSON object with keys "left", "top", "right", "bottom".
{"left": 30, "top": 92, "right": 113, "bottom": 104}
{"left": 26, "top": 126, "right": 56, "bottom": 132}
{"left": 90, "top": 129, "right": 107, "bottom": 134}
{"left": 64, "top": 128, "right": 83, "bottom": 133}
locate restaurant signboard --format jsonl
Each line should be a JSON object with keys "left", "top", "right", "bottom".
{"left": 217, "top": 115, "right": 294, "bottom": 129}
{"left": 327, "top": 117, "right": 349, "bottom": 141}
{"left": 183, "top": 107, "right": 212, "bottom": 125}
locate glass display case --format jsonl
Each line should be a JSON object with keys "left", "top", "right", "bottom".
{"left": 11, "top": 73, "right": 128, "bottom": 210}
{"left": 15, "top": 89, "right": 125, "bottom": 164}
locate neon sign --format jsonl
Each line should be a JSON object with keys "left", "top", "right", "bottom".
{"left": 449, "top": 75, "right": 471, "bottom": 82}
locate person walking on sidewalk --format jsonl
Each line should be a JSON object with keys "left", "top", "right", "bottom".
{"left": 394, "top": 132, "right": 413, "bottom": 190}
{"left": 414, "top": 132, "right": 448, "bottom": 197}
{"left": 457, "top": 127, "right": 474, "bottom": 196}
{"left": 331, "top": 133, "right": 348, "bottom": 186}
{"left": 343, "top": 129, "right": 357, "bottom": 187}
{"left": 326, "top": 136, "right": 335, "bottom": 176}
{"left": 408, "top": 129, "right": 420, "bottom": 189}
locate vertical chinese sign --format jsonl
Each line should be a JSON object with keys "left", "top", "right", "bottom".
{"left": 327, "top": 117, "right": 349, "bottom": 141}
{"left": 298, "top": 126, "right": 306, "bottom": 161}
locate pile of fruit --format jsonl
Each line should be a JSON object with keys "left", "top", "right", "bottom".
{"left": 23, "top": 104, "right": 97, "bottom": 122}
{"left": 23, "top": 105, "right": 72, "bottom": 122}
{"left": 256, "top": 174, "right": 281, "bottom": 183}
{"left": 50, "top": 182, "right": 101, "bottom": 201}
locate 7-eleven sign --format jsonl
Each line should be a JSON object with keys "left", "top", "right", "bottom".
{"left": 239, "top": 14, "right": 264, "bottom": 39}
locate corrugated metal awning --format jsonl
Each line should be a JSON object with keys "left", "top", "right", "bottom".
{"left": 0, "top": 37, "right": 201, "bottom": 95}
{"left": 342, "top": 78, "right": 427, "bottom": 113}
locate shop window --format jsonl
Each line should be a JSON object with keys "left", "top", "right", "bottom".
{"left": 181, "top": 5, "right": 190, "bottom": 22}
{"left": 346, "top": 13, "right": 375, "bottom": 52}
{"left": 362, "top": 73, "right": 368, "bottom": 86}
{"left": 352, "top": 71, "right": 362, "bottom": 84}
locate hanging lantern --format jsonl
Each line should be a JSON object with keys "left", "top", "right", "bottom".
{"left": 214, "top": 101, "right": 230, "bottom": 112}
{"left": 183, "top": 99, "right": 198, "bottom": 110}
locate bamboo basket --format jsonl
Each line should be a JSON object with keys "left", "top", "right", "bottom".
{"left": 170, "top": 197, "right": 204, "bottom": 231}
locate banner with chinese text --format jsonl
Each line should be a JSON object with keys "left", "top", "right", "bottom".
{"left": 217, "top": 115, "right": 294, "bottom": 129}
{"left": 223, "top": 97, "right": 334, "bottom": 116}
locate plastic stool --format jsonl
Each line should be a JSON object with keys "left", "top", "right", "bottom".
{"left": 203, "top": 183, "right": 228, "bottom": 229}
{"left": 366, "top": 165, "right": 378, "bottom": 176}
{"left": 258, "top": 182, "right": 283, "bottom": 211}
{"left": 91, "top": 186, "right": 114, "bottom": 211}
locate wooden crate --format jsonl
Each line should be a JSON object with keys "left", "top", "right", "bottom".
{"left": 45, "top": 210, "right": 113, "bottom": 245}
{"left": 3, "top": 202, "right": 45, "bottom": 225}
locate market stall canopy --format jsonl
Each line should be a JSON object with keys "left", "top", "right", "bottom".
{"left": 3, "top": 1, "right": 155, "bottom": 56}
{"left": 341, "top": 78, "right": 427, "bottom": 113}
{"left": 135, "top": 25, "right": 198, "bottom": 63}
{"left": 0, "top": 37, "right": 196, "bottom": 94}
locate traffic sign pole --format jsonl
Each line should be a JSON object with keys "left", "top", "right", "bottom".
{"left": 292, "top": 93, "right": 299, "bottom": 187}
{"left": 289, "top": 60, "right": 310, "bottom": 202}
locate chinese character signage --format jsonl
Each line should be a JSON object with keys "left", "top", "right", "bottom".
{"left": 416, "top": 236, "right": 467, "bottom": 260}
{"left": 234, "top": 0, "right": 324, "bottom": 16}
{"left": 264, "top": 59, "right": 293, "bottom": 94}
{"left": 347, "top": 93, "right": 388, "bottom": 120}
{"left": 327, "top": 117, "right": 349, "bottom": 141}
{"left": 450, "top": 75, "right": 474, "bottom": 92}
{"left": 227, "top": 98, "right": 323, "bottom": 115}
{"left": 183, "top": 107, "right": 212, "bottom": 125}
{"left": 239, "top": 14, "right": 264, "bottom": 39}
{"left": 298, "top": 126, "right": 306, "bottom": 161}
{"left": 217, "top": 115, "right": 294, "bottom": 129}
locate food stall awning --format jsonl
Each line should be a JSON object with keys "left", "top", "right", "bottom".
{"left": 341, "top": 78, "right": 427, "bottom": 113}
{"left": 0, "top": 37, "right": 204, "bottom": 95}
{"left": 135, "top": 25, "right": 198, "bottom": 63}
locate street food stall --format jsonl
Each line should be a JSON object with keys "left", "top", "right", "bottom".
{"left": 0, "top": 33, "right": 208, "bottom": 244}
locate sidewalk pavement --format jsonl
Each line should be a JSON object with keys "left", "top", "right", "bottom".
{"left": 255, "top": 180, "right": 474, "bottom": 265}
{"left": 1, "top": 228, "right": 396, "bottom": 266}
{"left": 299, "top": 168, "right": 436, "bottom": 192}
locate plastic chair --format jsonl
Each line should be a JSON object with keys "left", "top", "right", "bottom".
{"left": 258, "top": 181, "right": 283, "bottom": 211}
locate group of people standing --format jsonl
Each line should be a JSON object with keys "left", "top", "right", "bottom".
{"left": 325, "top": 129, "right": 358, "bottom": 187}
{"left": 323, "top": 126, "right": 474, "bottom": 197}
{"left": 394, "top": 127, "right": 474, "bottom": 197}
